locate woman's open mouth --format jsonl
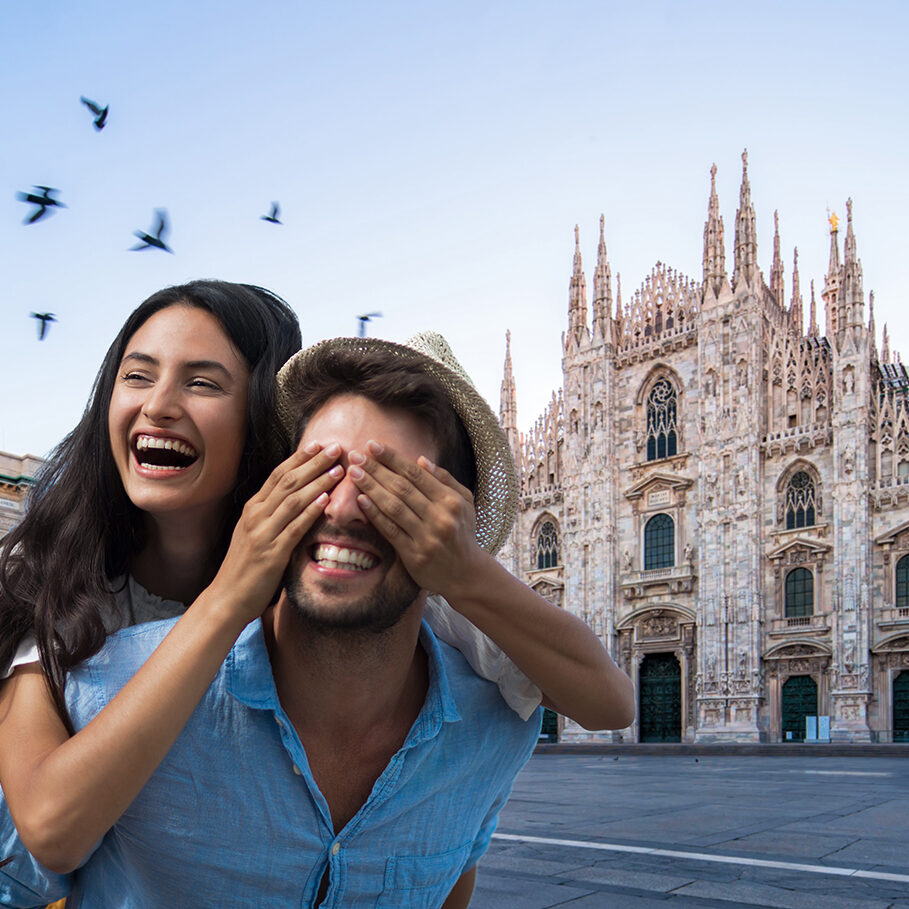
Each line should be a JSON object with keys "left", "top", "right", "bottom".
{"left": 133, "top": 434, "right": 199, "bottom": 471}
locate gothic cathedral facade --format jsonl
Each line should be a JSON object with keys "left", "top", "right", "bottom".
{"left": 498, "top": 152, "right": 909, "bottom": 744}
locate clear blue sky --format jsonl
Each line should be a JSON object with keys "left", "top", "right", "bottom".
{"left": 2, "top": 0, "right": 907, "bottom": 457}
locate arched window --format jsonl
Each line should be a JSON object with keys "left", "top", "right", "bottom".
{"left": 535, "top": 521, "right": 559, "bottom": 570}
{"left": 897, "top": 555, "right": 909, "bottom": 609}
{"left": 784, "top": 471, "right": 816, "bottom": 529}
{"left": 644, "top": 513, "right": 674, "bottom": 570}
{"left": 785, "top": 568, "right": 814, "bottom": 617}
{"left": 646, "top": 379, "right": 678, "bottom": 461}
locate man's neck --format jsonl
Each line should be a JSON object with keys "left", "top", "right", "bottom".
{"left": 264, "top": 594, "right": 429, "bottom": 832}
{"left": 264, "top": 593, "right": 428, "bottom": 744}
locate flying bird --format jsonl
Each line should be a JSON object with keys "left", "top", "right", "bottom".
{"left": 131, "top": 210, "right": 173, "bottom": 253}
{"left": 261, "top": 202, "right": 281, "bottom": 224}
{"left": 30, "top": 312, "right": 57, "bottom": 340}
{"left": 16, "top": 186, "right": 66, "bottom": 224}
{"left": 357, "top": 312, "right": 383, "bottom": 337}
{"left": 80, "top": 96, "right": 109, "bottom": 130}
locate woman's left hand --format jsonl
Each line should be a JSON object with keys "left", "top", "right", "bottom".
{"left": 347, "top": 441, "right": 486, "bottom": 596}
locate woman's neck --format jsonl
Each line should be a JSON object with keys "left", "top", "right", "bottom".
{"left": 130, "top": 509, "right": 226, "bottom": 606}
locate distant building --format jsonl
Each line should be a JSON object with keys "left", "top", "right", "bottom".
{"left": 499, "top": 152, "right": 909, "bottom": 744}
{"left": 0, "top": 450, "right": 42, "bottom": 536}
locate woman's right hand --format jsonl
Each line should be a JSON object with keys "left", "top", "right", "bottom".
{"left": 212, "top": 441, "right": 343, "bottom": 623}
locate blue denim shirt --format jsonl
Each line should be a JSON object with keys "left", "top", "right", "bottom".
{"left": 0, "top": 617, "right": 541, "bottom": 908}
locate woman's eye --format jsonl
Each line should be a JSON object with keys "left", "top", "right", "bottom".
{"left": 189, "top": 378, "right": 221, "bottom": 391}
{"left": 121, "top": 372, "right": 151, "bottom": 383}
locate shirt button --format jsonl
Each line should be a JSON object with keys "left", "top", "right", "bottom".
{"left": 274, "top": 715, "right": 284, "bottom": 727}
{"left": 331, "top": 842, "right": 341, "bottom": 856}
{"left": 292, "top": 764, "right": 302, "bottom": 775}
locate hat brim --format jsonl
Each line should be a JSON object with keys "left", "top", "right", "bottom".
{"left": 276, "top": 333, "right": 518, "bottom": 556}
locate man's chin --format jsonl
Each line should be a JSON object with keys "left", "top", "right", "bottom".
{"left": 285, "top": 576, "right": 420, "bottom": 636}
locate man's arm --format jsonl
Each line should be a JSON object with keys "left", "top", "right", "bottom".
{"left": 442, "top": 865, "right": 476, "bottom": 909}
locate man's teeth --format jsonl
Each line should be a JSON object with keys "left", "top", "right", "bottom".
{"left": 136, "top": 435, "right": 197, "bottom": 458}
{"left": 313, "top": 544, "right": 377, "bottom": 571}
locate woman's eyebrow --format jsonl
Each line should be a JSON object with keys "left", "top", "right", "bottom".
{"left": 121, "top": 352, "right": 234, "bottom": 379}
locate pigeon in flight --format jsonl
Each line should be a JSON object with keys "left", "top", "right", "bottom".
{"left": 17, "top": 186, "right": 66, "bottom": 224}
{"left": 131, "top": 209, "right": 173, "bottom": 253}
{"left": 30, "top": 312, "right": 57, "bottom": 340}
{"left": 357, "top": 312, "right": 383, "bottom": 337}
{"left": 80, "top": 96, "right": 109, "bottom": 130}
{"left": 261, "top": 202, "right": 281, "bottom": 224}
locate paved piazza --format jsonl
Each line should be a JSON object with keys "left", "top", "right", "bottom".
{"left": 473, "top": 751, "right": 909, "bottom": 908}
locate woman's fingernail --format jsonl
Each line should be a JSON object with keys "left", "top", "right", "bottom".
{"left": 303, "top": 440, "right": 321, "bottom": 454}
{"left": 324, "top": 442, "right": 341, "bottom": 457}
{"left": 367, "top": 440, "right": 384, "bottom": 455}
{"left": 349, "top": 450, "right": 366, "bottom": 465}
{"left": 329, "top": 465, "right": 344, "bottom": 478}
{"left": 349, "top": 465, "right": 364, "bottom": 480}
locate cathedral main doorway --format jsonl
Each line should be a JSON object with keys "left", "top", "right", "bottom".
{"left": 893, "top": 671, "right": 909, "bottom": 743}
{"left": 638, "top": 653, "right": 682, "bottom": 742}
{"left": 781, "top": 675, "right": 817, "bottom": 742}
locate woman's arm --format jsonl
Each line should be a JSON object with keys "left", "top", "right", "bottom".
{"left": 348, "top": 443, "right": 636, "bottom": 731}
{"left": 0, "top": 444, "right": 341, "bottom": 874}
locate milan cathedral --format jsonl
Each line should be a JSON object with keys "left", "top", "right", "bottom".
{"left": 499, "top": 151, "right": 909, "bottom": 744}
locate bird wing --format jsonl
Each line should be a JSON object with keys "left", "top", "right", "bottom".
{"left": 81, "top": 96, "right": 103, "bottom": 116}
{"left": 153, "top": 211, "right": 168, "bottom": 239}
{"left": 26, "top": 207, "right": 47, "bottom": 224}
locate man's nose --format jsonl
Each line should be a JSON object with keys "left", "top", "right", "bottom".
{"left": 322, "top": 468, "right": 368, "bottom": 525}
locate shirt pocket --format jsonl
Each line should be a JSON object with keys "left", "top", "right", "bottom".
{"left": 376, "top": 839, "right": 473, "bottom": 908}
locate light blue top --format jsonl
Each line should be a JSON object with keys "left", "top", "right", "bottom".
{"left": 0, "top": 617, "right": 541, "bottom": 908}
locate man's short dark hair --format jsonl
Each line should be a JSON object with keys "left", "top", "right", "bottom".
{"left": 289, "top": 346, "right": 477, "bottom": 494}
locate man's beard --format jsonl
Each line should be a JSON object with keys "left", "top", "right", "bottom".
{"left": 284, "top": 519, "right": 420, "bottom": 636}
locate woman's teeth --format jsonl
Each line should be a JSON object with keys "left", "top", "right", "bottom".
{"left": 134, "top": 435, "right": 199, "bottom": 470}
{"left": 136, "top": 436, "right": 197, "bottom": 458}
{"left": 313, "top": 544, "right": 377, "bottom": 571}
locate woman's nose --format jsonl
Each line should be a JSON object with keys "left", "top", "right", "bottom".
{"left": 142, "top": 380, "right": 183, "bottom": 423}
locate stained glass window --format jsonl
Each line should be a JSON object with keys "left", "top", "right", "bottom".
{"left": 646, "top": 379, "right": 678, "bottom": 461}
{"left": 784, "top": 471, "right": 816, "bottom": 529}
{"left": 536, "top": 521, "right": 559, "bottom": 570}
{"left": 644, "top": 513, "right": 674, "bottom": 570}
{"left": 785, "top": 567, "right": 814, "bottom": 617}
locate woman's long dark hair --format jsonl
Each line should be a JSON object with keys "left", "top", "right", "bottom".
{"left": 0, "top": 280, "right": 301, "bottom": 731}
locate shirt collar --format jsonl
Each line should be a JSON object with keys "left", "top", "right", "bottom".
{"left": 225, "top": 619, "right": 462, "bottom": 732}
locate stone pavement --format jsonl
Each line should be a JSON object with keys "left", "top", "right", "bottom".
{"left": 470, "top": 749, "right": 909, "bottom": 908}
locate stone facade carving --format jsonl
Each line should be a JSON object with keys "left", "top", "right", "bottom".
{"left": 498, "top": 154, "right": 909, "bottom": 743}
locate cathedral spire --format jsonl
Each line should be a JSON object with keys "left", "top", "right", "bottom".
{"left": 770, "top": 210, "right": 784, "bottom": 306}
{"left": 499, "top": 330, "right": 520, "bottom": 459}
{"left": 883, "top": 322, "right": 891, "bottom": 363}
{"left": 842, "top": 198, "right": 864, "bottom": 322}
{"left": 809, "top": 280, "right": 818, "bottom": 336}
{"left": 868, "top": 290, "right": 876, "bottom": 352}
{"left": 733, "top": 149, "right": 758, "bottom": 290}
{"left": 789, "top": 246, "right": 803, "bottom": 334}
{"left": 823, "top": 210, "right": 841, "bottom": 337}
{"left": 567, "top": 224, "right": 589, "bottom": 343}
{"left": 592, "top": 214, "right": 612, "bottom": 341}
{"left": 702, "top": 163, "right": 727, "bottom": 298}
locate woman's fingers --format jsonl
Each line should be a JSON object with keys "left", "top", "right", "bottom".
{"left": 256, "top": 441, "right": 342, "bottom": 505}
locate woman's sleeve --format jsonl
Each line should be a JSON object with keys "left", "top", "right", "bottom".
{"left": 1, "top": 637, "right": 39, "bottom": 681}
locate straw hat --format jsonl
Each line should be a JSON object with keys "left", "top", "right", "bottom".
{"left": 275, "top": 332, "right": 518, "bottom": 555}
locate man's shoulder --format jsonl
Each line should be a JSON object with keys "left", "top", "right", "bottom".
{"left": 431, "top": 632, "right": 542, "bottom": 737}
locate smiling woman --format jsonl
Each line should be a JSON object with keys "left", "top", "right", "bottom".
{"left": 107, "top": 306, "right": 250, "bottom": 522}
